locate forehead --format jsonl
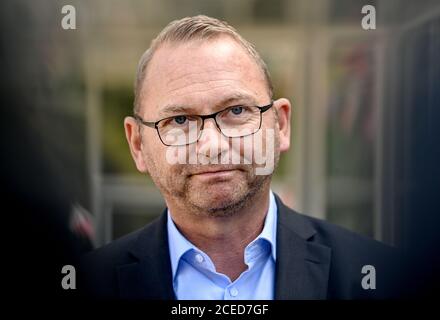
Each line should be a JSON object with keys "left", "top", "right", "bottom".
{"left": 139, "top": 36, "right": 268, "bottom": 115}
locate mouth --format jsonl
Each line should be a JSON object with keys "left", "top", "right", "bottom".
{"left": 189, "top": 167, "right": 242, "bottom": 179}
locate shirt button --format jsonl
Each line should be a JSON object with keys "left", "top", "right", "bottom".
{"left": 195, "top": 254, "right": 204, "bottom": 263}
{"left": 229, "top": 287, "right": 238, "bottom": 297}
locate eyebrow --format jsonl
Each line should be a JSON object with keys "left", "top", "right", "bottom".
{"left": 158, "top": 93, "right": 258, "bottom": 118}
{"left": 158, "top": 105, "right": 196, "bottom": 117}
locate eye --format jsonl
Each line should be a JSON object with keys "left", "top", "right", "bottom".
{"left": 230, "top": 106, "right": 243, "bottom": 115}
{"left": 173, "top": 115, "right": 187, "bottom": 125}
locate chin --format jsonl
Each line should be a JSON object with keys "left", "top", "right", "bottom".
{"left": 188, "top": 184, "right": 248, "bottom": 216}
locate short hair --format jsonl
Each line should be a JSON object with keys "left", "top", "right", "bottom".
{"left": 133, "top": 15, "right": 274, "bottom": 113}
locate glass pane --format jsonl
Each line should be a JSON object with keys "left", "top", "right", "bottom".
{"left": 326, "top": 39, "right": 376, "bottom": 238}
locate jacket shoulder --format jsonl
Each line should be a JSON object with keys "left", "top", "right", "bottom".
{"left": 82, "top": 227, "right": 143, "bottom": 266}
{"left": 305, "top": 212, "right": 401, "bottom": 298}
{"left": 78, "top": 215, "right": 164, "bottom": 297}
{"left": 279, "top": 203, "right": 403, "bottom": 298}
{"left": 305, "top": 212, "right": 393, "bottom": 253}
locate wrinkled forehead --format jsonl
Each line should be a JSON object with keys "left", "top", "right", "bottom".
{"left": 138, "top": 37, "right": 269, "bottom": 116}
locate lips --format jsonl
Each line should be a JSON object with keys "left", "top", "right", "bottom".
{"left": 194, "top": 169, "right": 233, "bottom": 175}
{"left": 188, "top": 166, "right": 242, "bottom": 176}
{"left": 191, "top": 170, "right": 239, "bottom": 182}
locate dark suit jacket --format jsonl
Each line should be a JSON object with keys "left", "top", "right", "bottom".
{"left": 79, "top": 194, "right": 403, "bottom": 299}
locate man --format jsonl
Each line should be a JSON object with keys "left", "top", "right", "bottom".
{"left": 80, "top": 15, "right": 401, "bottom": 299}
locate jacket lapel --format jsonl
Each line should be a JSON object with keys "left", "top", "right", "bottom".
{"left": 117, "top": 211, "right": 176, "bottom": 299}
{"left": 274, "top": 195, "right": 332, "bottom": 299}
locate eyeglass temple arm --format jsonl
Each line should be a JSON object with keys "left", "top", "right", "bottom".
{"left": 259, "top": 101, "right": 274, "bottom": 113}
{"left": 133, "top": 115, "right": 156, "bottom": 128}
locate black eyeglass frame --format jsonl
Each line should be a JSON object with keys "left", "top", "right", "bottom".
{"left": 133, "top": 101, "right": 274, "bottom": 146}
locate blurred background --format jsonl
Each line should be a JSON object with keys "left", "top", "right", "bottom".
{"left": 1, "top": 0, "right": 439, "bottom": 297}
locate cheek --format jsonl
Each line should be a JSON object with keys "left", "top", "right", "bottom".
{"left": 142, "top": 137, "right": 168, "bottom": 171}
{"left": 240, "top": 135, "right": 254, "bottom": 163}
{"left": 251, "top": 124, "right": 278, "bottom": 164}
{"left": 233, "top": 131, "right": 268, "bottom": 164}
{"left": 163, "top": 143, "right": 194, "bottom": 166}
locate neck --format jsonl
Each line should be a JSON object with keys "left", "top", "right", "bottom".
{"left": 167, "top": 186, "right": 271, "bottom": 281}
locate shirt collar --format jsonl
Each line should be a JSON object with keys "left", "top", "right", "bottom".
{"left": 167, "top": 190, "right": 278, "bottom": 279}
{"left": 167, "top": 210, "right": 195, "bottom": 278}
{"left": 257, "top": 190, "right": 277, "bottom": 261}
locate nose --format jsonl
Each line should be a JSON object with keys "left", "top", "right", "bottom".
{"left": 196, "top": 118, "right": 228, "bottom": 162}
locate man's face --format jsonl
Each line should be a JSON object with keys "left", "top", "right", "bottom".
{"left": 125, "top": 36, "right": 291, "bottom": 215}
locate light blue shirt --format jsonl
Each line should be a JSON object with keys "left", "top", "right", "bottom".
{"left": 167, "top": 191, "right": 277, "bottom": 300}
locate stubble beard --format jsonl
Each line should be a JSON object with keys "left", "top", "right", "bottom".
{"left": 185, "top": 168, "right": 272, "bottom": 217}
{"left": 142, "top": 134, "right": 280, "bottom": 218}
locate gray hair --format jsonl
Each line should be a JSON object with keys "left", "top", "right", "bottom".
{"left": 133, "top": 15, "right": 273, "bottom": 113}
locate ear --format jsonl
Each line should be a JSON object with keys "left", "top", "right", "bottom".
{"left": 124, "top": 116, "right": 148, "bottom": 173}
{"left": 273, "top": 98, "right": 291, "bottom": 153}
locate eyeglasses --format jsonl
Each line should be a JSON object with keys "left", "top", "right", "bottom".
{"left": 133, "top": 101, "right": 273, "bottom": 146}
